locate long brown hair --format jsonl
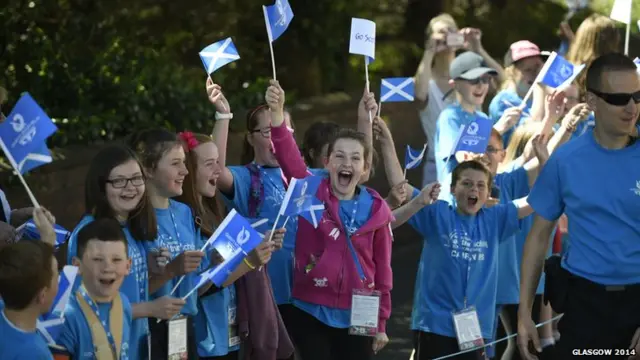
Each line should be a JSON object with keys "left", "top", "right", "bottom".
{"left": 566, "top": 14, "right": 620, "bottom": 96}
{"left": 176, "top": 132, "right": 225, "bottom": 238}
{"left": 241, "top": 105, "right": 270, "bottom": 165}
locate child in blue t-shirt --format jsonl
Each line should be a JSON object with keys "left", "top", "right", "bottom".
{"left": 58, "top": 218, "right": 133, "bottom": 360}
{"left": 392, "top": 160, "right": 533, "bottom": 360}
{"left": 0, "top": 209, "right": 59, "bottom": 360}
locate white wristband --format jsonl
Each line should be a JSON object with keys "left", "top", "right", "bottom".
{"left": 215, "top": 112, "right": 233, "bottom": 121}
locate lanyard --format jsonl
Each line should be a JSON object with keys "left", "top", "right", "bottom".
{"left": 131, "top": 240, "right": 147, "bottom": 301}
{"left": 168, "top": 208, "right": 181, "bottom": 244}
{"left": 454, "top": 216, "right": 479, "bottom": 309}
{"left": 343, "top": 198, "right": 366, "bottom": 282}
{"left": 79, "top": 286, "right": 118, "bottom": 358}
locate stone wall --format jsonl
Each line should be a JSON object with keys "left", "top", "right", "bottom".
{"left": 0, "top": 93, "right": 427, "bottom": 255}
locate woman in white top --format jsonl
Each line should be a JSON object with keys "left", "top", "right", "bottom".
{"left": 414, "top": 13, "right": 504, "bottom": 186}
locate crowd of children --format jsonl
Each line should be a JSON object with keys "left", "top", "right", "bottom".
{"left": 0, "top": 10, "right": 639, "bottom": 360}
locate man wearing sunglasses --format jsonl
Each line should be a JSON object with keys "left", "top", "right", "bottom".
{"left": 518, "top": 53, "right": 640, "bottom": 359}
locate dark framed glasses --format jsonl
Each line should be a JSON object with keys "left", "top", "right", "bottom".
{"left": 106, "top": 175, "right": 145, "bottom": 188}
{"left": 250, "top": 127, "right": 272, "bottom": 138}
{"left": 465, "top": 77, "right": 491, "bottom": 85}
{"left": 587, "top": 88, "right": 640, "bottom": 106}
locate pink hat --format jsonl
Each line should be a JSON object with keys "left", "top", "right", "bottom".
{"left": 504, "top": 40, "right": 543, "bottom": 66}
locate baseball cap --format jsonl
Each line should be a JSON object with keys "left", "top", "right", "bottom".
{"left": 504, "top": 40, "right": 547, "bottom": 67}
{"left": 450, "top": 51, "right": 498, "bottom": 80}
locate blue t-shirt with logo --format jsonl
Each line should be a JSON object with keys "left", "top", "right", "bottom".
{"left": 222, "top": 165, "right": 325, "bottom": 305}
{"left": 144, "top": 200, "right": 199, "bottom": 316}
{"left": 408, "top": 193, "right": 520, "bottom": 339}
{"left": 488, "top": 90, "right": 532, "bottom": 147}
{"left": 0, "top": 308, "right": 54, "bottom": 360}
{"left": 67, "top": 216, "right": 150, "bottom": 359}
{"left": 58, "top": 292, "right": 133, "bottom": 360}
{"left": 434, "top": 103, "right": 492, "bottom": 202}
{"left": 293, "top": 186, "right": 373, "bottom": 328}
{"left": 528, "top": 131, "right": 640, "bottom": 285}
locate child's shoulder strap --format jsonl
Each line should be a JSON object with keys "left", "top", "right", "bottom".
{"left": 245, "top": 163, "right": 264, "bottom": 218}
{"left": 76, "top": 292, "right": 123, "bottom": 360}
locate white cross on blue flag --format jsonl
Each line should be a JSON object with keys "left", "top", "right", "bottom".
{"left": 18, "top": 219, "right": 69, "bottom": 247}
{"left": 405, "top": 144, "right": 427, "bottom": 170}
{"left": 199, "top": 38, "right": 241, "bottom": 75}
{"left": 263, "top": 0, "right": 294, "bottom": 43}
{"left": 381, "top": 77, "right": 415, "bottom": 102}
{"left": 37, "top": 265, "right": 79, "bottom": 345}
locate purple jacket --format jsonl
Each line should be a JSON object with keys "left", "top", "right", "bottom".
{"left": 236, "top": 266, "right": 294, "bottom": 360}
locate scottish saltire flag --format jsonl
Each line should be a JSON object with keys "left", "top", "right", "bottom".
{"left": 199, "top": 38, "right": 241, "bottom": 75}
{"left": 279, "top": 176, "right": 323, "bottom": 217}
{"left": 405, "top": 144, "right": 427, "bottom": 170}
{"left": 19, "top": 218, "right": 70, "bottom": 247}
{"left": 203, "top": 209, "right": 263, "bottom": 286}
{"left": 37, "top": 266, "right": 79, "bottom": 345}
{"left": 536, "top": 52, "right": 585, "bottom": 90}
{"left": 299, "top": 198, "right": 325, "bottom": 228}
{"left": 263, "top": 0, "right": 293, "bottom": 42}
{"left": 455, "top": 117, "right": 493, "bottom": 154}
{"left": 0, "top": 93, "right": 57, "bottom": 171}
{"left": 381, "top": 78, "right": 415, "bottom": 102}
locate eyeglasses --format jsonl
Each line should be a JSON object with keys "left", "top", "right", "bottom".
{"left": 250, "top": 127, "right": 271, "bottom": 138}
{"left": 486, "top": 146, "right": 505, "bottom": 154}
{"left": 465, "top": 77, "right": 491, "bottom": 85}
{"left": 106, "top": 175, "right": 145, "bottom": 188}
{"left": 587, "top": 88, "right": 640, "bottom": 106}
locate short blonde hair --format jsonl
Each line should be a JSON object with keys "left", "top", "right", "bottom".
{"left": 425, "top": 13, "right": 458, "bottom": 37}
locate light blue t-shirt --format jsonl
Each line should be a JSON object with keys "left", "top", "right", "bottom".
{"left": 408, "top": 195, "right": 520, "bottom": 339}
{"left": 488, "top": 90, "right": 532, "bottom": 147}
{"left": 194, "top": 231, "right": 241, "bottom": 357}
{"left": 293, "top": 186, "right": 373, "bottom": 328}
{"left": 222, "top": 164, "right": 325, "bottom": 305}
{"left": 434, "top": 103, "right": 492, "bottom": 202}
{"left": 58, "top": 292, "right": 133, "bottom": 360}
{"left": 67, "top": 216, "right": 149, "bottom": 359}
{"left": 145, "top": 200, "right": 199, "bottom": 315}
{"left": 0, "top": 309, "right": 54, "bottom": 360}
{"left": 528, "top": 131, "right": 640, "bottom": 285}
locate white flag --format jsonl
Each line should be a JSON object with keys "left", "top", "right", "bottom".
{"left": 349, "top": 18, "right": 376, "bottom": 60}
{"left": 610, "top": 0, "right": 632, "bottom": 24}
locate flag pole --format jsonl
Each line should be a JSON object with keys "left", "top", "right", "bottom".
{"left": 625, "top": 21, "right": 630, "bottom": 55}
{"left": 0, "top": 138, "right": 40, "bottom": 208}
{"left": 263, "top": 6, "right": 278, "bottom": 80}
{"left": 364, "top": 57, "right": 373, "bottom": 123}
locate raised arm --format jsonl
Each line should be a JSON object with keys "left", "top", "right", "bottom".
{"left": 207, "top": 79, "right": 235, "bottom": 195}
{"left": 358, "top": 88, "right": 378, "bottom": 183}
{"left": 266, "top": 80, "right": 309, "bottom": 181}
{"left": 414, "top": 38, "right": 439, "bottom": 109}
{"left": 462, "top": 28, "right": 505, "bottom": 83}
{"left": 391, "top": 183, "right": 440, "bottom": 229}
{"left": 32, "top": 207, "right": 56, "bottom": 246}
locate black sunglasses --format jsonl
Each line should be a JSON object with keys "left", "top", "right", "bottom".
{"left": 464, "top": 77, "right": 491, "bottom": 85}
{"left": 588, "top": 88, "right": 640, "bottom": 106}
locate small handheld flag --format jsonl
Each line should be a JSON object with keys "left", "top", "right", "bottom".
{"left": 37, "top": 266, "right": 79, "bottom": 345}
{"left": 299, "top": 198, "right": 325, "bottom": 229}
{"left": 18, "top": 218, "right": 70, "bottom": 247}
{"left": 0, "top": 93, "right": 58, "bottom": 207}
{"left": 610, "top": 0, "right": 632, "bottom": 55}
{"left": 521, "top": 52, "right": 584, "bottom": 105}
{"left": 263, "top": 0, "right": 294, "bottom": 80}
{"left": 267, "top": 176, "right": 323, "bottom": 240}
{"left": 438, "top": 117, "right": 492, "bottom": 176}
{"left": 404, "top": 144, "right": 427, "bottom": 173}
{"left": 199, "top": 38, "right": 241, "bottom": 75}
{"left": 349, "top": 18, "right": 376, "bottom": 122}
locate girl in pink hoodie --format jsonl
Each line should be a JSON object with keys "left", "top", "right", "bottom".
{"left": 265, "top": 80, "right": 394, "bottom": 360}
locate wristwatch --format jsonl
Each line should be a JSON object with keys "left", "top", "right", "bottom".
{"left": 215, "top": 112, "right": 233, "bottom": 121}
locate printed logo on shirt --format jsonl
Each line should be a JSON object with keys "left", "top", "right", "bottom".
{"left": 313, "top": 277, "right": 328, "bottom": 287}
{"left": 444, "top": 230, "right": 487, "bottom": 261}
{"left": 329, "top": 228, "right": 340, "bottom": 240}
{"left": 631, "top": 180, "right": 640, "bottom": 196}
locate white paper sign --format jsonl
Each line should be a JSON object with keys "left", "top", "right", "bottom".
{"left": 349, "top": 18, "right": 376, "bottom": 59}
{"left": 610, "top": 0, "right": 632, "bottom": 24}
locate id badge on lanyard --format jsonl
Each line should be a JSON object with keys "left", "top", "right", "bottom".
{"left": 168, "top": 315, "right": 188, "bottom": 359}
{"left": 349, "top": 288, "right": 381, "bottom": 337}
{"left": 451, "top": 218, "right": 484, "bottom": 351}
